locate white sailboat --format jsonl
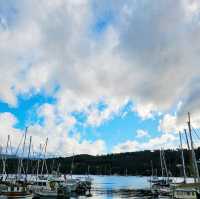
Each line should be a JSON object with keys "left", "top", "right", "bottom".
{"left": 0, "top": 131, "right": 33, "bottom": 198}
{"left": 172, "top": 113, "right": 200, "bottom": 199}
{"left": 151, "top": 149, "right": 172, "bottom": 196}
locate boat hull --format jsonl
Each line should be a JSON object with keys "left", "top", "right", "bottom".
{"left": 0, "top": 192, "right": 32, "bottom": 199}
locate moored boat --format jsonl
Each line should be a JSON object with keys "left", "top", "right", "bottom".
{"left": 0, "top": 181, "right": 32, "bottom": 199}
{"left": 172, "top": 183, "right": 200, "bottom": 199}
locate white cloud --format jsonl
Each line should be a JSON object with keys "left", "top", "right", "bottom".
{"left": 0, "top": 112, "right": 23, "bottom": 152}
{"left": 0, "top": 104, "right": 106, "bottom": 156}
{"left": 133, "top": 103, "right": 157, "bottom": 120}
{"left": 86, "top": 98, "right": 128, "bottom": 127}
{"left": 113, "top": 133, "right": 178, "bottom": 153}
{"left": 0, "top": 0, "right": 200, "bottom": 118}
{"left": 113, "top": 140, "right": 140, "bottom": 153}
{"left": 1, "top": 0, "right": 200, "bottom": 154}
{"left": 159, "top": 114, "right": 178, "bottom": 134}
{"left": 28, "top": 103, "right": 106, "bottom": 156}
{"left": 136, "top": 129, "right": 149, "bottom": 138}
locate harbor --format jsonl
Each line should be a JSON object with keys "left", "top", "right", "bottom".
{"left": 1, "top": 113, "right": 200, "bottom": 198}
{"left": 1, "top": 0, "right": 200, "bottom": 198}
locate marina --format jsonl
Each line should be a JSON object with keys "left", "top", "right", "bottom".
{"left": 1, "top": 0, "right": 200, "bottom": 197}
{"left": 1, "top": 113, "right": 200, "bottom": 198}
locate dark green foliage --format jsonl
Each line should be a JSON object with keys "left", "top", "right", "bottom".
{"left": 1, "top": 148, "right": 200, "bottom": 177}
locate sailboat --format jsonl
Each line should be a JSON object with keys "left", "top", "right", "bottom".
{"left": 0, "top": 131, "right": 33, "bottom": 198}
{"left": 172, "top": 113, "right": 200, "bottom": 199}
{"left": 151, "top": 149, "right": 172, "bottom": 196}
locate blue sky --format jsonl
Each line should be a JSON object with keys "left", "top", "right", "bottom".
{"left": 0, "top": 0, "right": 200, "bottom": 156}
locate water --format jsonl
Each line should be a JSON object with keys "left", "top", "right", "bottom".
{"left": 71, "top": 175, "right": 157, "bottom": 199}
{"left": 3, "top": 175, "right": 188, "bottom": 198}
{"left": 72, "top": 175, "right": 192, "bottom": 198}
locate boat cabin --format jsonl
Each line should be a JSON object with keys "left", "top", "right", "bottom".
{"left": 174, "top": 188, "right": 200, "bottom": 199}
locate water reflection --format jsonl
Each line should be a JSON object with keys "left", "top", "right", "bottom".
{"left": 7, "top": 176, "right": 171, "bottom": 199}
{"left": 36, "top": 176, "right": 189, "bottom": 198}
{"left": 69, "top": 175, "right": 165, "bottom": 199}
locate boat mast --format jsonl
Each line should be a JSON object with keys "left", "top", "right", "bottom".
{"left": 70, "top": 153, "right": 75, "bottom": 178}
{"left": 18, "top": 127, "right": 28, "bottom": 177}
{"left": 187, "top": 112, "right": 200, "bottom": 183}
{"left": 162, "top": 149, "right": 169, "bottom": 180}
{"left": 179, "top": 131, "right": 187, "bottom": 183}
{"left": 160, "top": 149, "right": 164, "bottom": 178}
{"left": 36, "top": 143, "right": 42, "bottom": 182}
{"left": 184, "top": 129, "right": 190, "bottom": 150}
{"left": 151, "top": 160, "right": 154, "bottom": 177}
{"left": 0, "top": 145, "right": 3, "bottom": 174}
{"left": 41, "top": 138, "right": 48, "bottom": 175}
{"left": 3, "top": 135, "right": 10, "bottom": 176}
{"left": 25, "top": 136, "right": 32, "bottom": 180}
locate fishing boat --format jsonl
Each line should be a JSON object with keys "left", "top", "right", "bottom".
{"left": 29, "top": 177, "right": 70, "bottom": 198}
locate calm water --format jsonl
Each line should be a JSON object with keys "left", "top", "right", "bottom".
{"left": 71, "top": 175, "right": 161, "bottom": 199}
{"left": 3, "top": 175, "right": 186, "bottom": 198}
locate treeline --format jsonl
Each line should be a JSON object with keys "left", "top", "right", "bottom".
{"left": 2, "top": 148, "right": 200, "bottom": 177}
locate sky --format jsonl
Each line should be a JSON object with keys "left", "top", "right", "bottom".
{"left": 0, "top": 0, "right": 200, "bottom": 156}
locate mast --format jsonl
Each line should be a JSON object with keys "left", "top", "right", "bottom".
{"left": 151, "top": 160, "right": 154, "bottom": 177}
{"left": 41, "top": 138, "right": 48, "bottom": 175}
{"left": 25, "top": 136, "right": 32, "bottom": 180}
{"left": 36, "top": 143, "right": 42, "bottom": 182}
{"left": 88, "top": 165, "right": 90, "bottom": 176}
{"left": 0, "top": 145, "right": 3, "bottom": 174}
{"left": 187, "top": 112, "right": 200, "bottom": 183}
{"left": 160, "top": 149, "right": 164, "bottom": 177}
{"left": 162, "top": 149, "right": 169, "bottom": 180}
{"left": 70, "top": 153, "right": 75, "bottom": 178}
{"left": 18, "top": 127, "right": 28, "bottom": 177}
{"left": 179, "top": 131, "right": 186, "bottom": 183}
{"left": 184, "top": 129, "right": 191, "bottom": 150}
{"left": 3, "top": 135, "right": 10, "bottom": 175}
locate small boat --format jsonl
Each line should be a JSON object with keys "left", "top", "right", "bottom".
{"left": 150, "top": 150, "right": 172, "bottom": 197}
{"left": 75, "top": 176, "right": 92, "bottom": 193}
{"left": 0, "top": 181, "right": 32, "bottom": 199}
{"left": 29, "top": 177, "right": 70, "bottom": 198}
{"left": 65, "top": 178, "right": 78, "bottom": 192}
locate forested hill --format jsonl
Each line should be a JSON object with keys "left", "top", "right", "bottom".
{"left": 4, "top": 148, "right": 200, "bottom": 176}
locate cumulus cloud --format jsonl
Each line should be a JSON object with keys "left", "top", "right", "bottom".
{"left": 113, "top": 133, "right": 177, "bottom": 153}
{"left": 28, "top": 103, "right": 106, "bottom": 156}
{"left": 0, "top": 104, "right": 106, "bottom": 156}
{"left": 0, "top": 112, "right": 23, "bottom": 152}
{"left": 136, "top": 129, "right": 149, "bottom": 138}
{"left": 1, "top": 0, "right": 200, "bottom": 116}
{"left": 0, "top": 0, "right": 200, "bottom": 154}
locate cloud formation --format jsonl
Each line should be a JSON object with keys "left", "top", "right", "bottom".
{"left": 0, "top": 0, "right": 200, "bottom": 154}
